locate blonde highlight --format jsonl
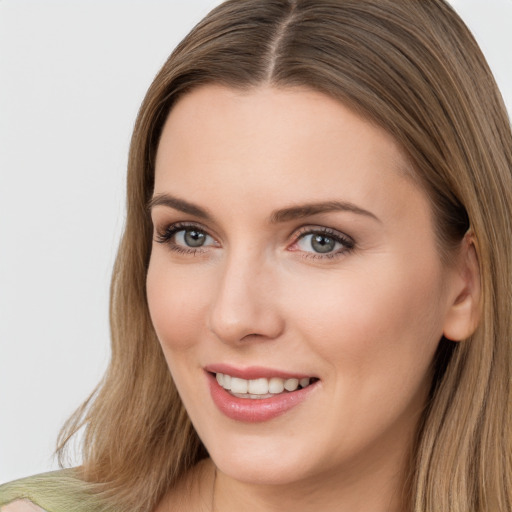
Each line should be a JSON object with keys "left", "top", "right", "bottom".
{"left": 57, "top": 1, "right": 512, "bottom": 511}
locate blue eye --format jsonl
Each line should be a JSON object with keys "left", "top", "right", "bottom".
{"left": 295, "top": 229, "right": 354, "bottom": 257}
{"left": 174, "top": 229, "right": 211, "bottom": 248}
{"left": 300, "top": 233, "right": 337, "bottom": 253}
{"left": 155, "top": 223, "right": 216, "bottom": 253}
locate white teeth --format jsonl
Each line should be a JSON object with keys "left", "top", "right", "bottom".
{"left": 230, "top": 377, "right": 248, "bottom": 394}
{"left": 284, "top": 378, "right": 299, "bottom": 391}
{"left": 268, "top": 377, "right": 285, "bottom": 394}
{"left": 248, "top": 378, "right": 269, "bottom": 394}
{"left": 215, "top": 373, "right": 314, "bottom": 396}
{"left": 300, "top": 377, "right": 310, "bottom": 388}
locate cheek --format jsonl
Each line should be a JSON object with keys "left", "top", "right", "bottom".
{"left": 285, "top": 256, "right": 445, "bottom": 382}
{"left": 146, "top": 254, "right": 211, "bottom": 353}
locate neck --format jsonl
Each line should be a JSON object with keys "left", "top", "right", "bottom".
{"left": 212, "top": 456, "right": 408, "bottom": 512}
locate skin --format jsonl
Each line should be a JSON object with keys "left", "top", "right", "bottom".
{"left": 147, "top": 85, "right": 478, "bottom": 512}
{"left": 2, "top": 501, "right": 45, "bottom": 512}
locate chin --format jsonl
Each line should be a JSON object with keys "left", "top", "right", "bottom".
{"left": 201, "top": 431, "right": 323, "bottom": 486}
{"left": 213, "top": 454, "right": 311, "bottom": 486}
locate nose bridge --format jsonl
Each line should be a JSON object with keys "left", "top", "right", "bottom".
{"left": 208, "top": 245, "right": 283, "bottom": 344}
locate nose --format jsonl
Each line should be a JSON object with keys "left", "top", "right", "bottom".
{"left": 207, "top": 251, "right": 285, "bottom": 345}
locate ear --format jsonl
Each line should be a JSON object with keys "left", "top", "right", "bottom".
{"left": 442, "top": 232, "right": 481, "bottom": 342}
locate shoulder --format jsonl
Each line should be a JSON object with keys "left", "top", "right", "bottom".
{"left": 0, "top": 469, "right": 104, "bottom": 512}
{"left": 1, "top": 499, "right": 46, "bottom": 512}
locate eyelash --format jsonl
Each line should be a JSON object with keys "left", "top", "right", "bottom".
{"left": 155, "top": 222, "right": 211, "bottom": 255}
{"left": 292, "top": 226, "right": 355, "bottom": 259}
{"left": 154, "top": 222, "right": 355, "bottom": 259}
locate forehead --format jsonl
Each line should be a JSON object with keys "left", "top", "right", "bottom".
{"left": 154, "top": 84, "right": 427, "bottom": 226}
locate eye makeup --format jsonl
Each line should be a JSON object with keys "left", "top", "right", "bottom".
{"left": 154, "top": 221, "right": 355, "bottom": 260}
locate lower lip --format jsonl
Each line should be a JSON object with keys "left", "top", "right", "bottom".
{"left": 207, "top": 372, "right": 318, "bottom": 423}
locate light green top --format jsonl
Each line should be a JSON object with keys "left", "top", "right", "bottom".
{"left": 0, "top": 470, "right": 112, "bottom": 512}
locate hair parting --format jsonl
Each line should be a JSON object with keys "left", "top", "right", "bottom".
{"left": 57, "top": 2, "right": 512, "bottom": 511}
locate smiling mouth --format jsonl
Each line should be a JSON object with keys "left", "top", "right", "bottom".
{"left": 214, "top": 372, "right": 319, "bottom": 399}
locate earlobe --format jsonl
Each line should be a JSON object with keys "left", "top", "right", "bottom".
{"left": 442, "top": 232, "right": 481, "bottom": 342}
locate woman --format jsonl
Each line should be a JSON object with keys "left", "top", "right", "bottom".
{"left": 1, "top": 0, "right": 511, "bottom": 511}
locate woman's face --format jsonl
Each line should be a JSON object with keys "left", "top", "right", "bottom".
{"left": 147, "top": 85, "right": 462, "bottom": 487}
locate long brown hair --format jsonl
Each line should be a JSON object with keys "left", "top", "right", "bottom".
{"left": 58, "top": 1, "right": 512, "bottom": 511}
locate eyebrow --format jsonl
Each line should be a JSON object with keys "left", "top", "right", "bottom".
{"left": 148, "top": 193, "right": 379, "bottom": 224}
{"left": 148, "top": 194, "right": 211, "bottom": 219}
{"left": 269, "top": 200, "right": 379, "bottom": 223}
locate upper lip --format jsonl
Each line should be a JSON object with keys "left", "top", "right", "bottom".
{"left": 204, "top": 363, "right": 316, "bottom": 380}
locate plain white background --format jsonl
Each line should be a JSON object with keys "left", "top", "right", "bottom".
{"left": 0, "top": 0, "right": 511, "bottom": 484}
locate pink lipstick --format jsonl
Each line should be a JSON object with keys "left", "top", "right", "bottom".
{"left": 205, "top": 365, "right": 319, "bottom": 423}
